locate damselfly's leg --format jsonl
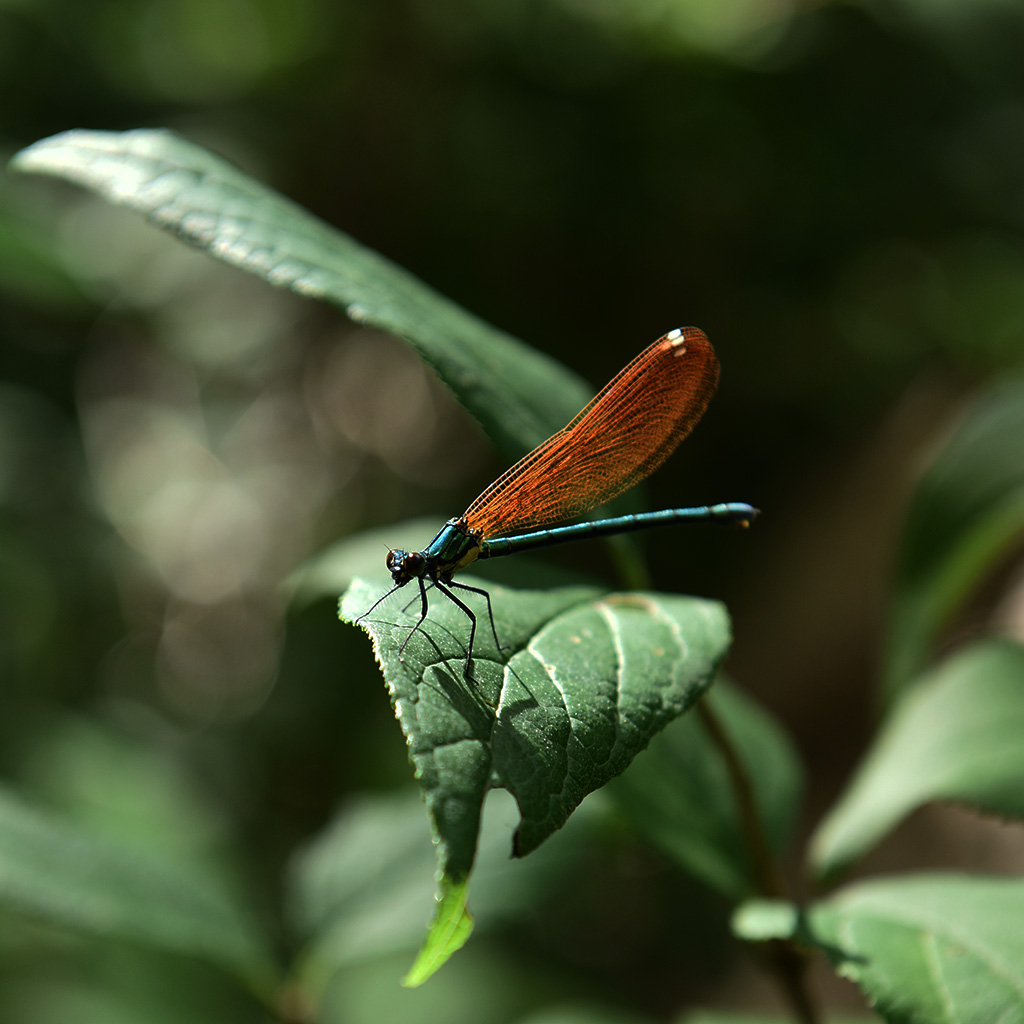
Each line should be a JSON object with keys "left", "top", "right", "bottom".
{"left": 448, "top": 580, "right": 505, "bottom": 654}
{"left": 355, "top": 582, "right": 400, "bottom": 625}
{"left": 401, "top": 580, "right": 434, "bottom": 615}
{"left": 398, "top": 577, "right": 431, "bottom": 659}
{"left": 433, "top": 579, "right": 481, "bottom": 678}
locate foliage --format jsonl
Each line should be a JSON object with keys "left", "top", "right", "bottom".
{"left": 4, "top": 6, "right": 1024, "bottom": 1023}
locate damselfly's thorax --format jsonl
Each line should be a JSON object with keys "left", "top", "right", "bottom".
{"left": 385, "top": 518, "right": 484, "bottom": 587}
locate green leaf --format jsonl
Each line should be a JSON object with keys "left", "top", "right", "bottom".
{"left": 811, "top": 639, "right": 1024, "bottom": 880}
{"left": 518, "top": 1006, "right": 658, "bottom": 1024}
{"left": 10, "top": 129, "right": 589, "bottom": 459}
{"left": 0, "top": 784, "right": 274, "bottom": 991}
{"left": 339, "top": 575, "right": 731, "bottom": 883}
{"left": 804, "top": 874, "right": 1024, "bottom": 1024}
{"left": 884, "top": 377, "right": 1024, "bottom": 699}
{"left": 0, "top": 182, "right": 88, "bottom": 308}
{"left": 730, "top": 899, "right": 803, "bottom": 944}
{"left": 677, "top": 1016, "right": 793, "bottom": 1024}
{"left": 286, "top": 517, "right": 443, "bottom": 607}
{"left": 401, "top": 876, "right": 474, "bottom": 987}
{"left": 288, "top": 788, "right": 440, "bottom": 989}
{"left": 288, "top": 787, "right": 590, "bottom": 987}
{"left": 606, "top": 681, "right": 803, "bottom": 900}
{"left": 17, "top": 715, "right": 223, "bottom": 865}
{"left": 678, "top": 1015, "right": 876, "bottom": 1024}
{"left": 729, "top": 905, "right": 878, "bottom": 1022}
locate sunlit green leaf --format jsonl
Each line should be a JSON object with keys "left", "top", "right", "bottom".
{"left": 0, "top": 785, "right": 274, "bottom": 991}
{"left": 806, "top": 874, "right": 1024, "bottom": 1024}
{"left": 10, "top": 129, "right": 589, "bottom": 460}
{"left": 401, "top": 876, "right": 474, "bottom": 987}
{"left": 884, "top": 377, "right": 1024, "bottom": 698}
{"left": 339, "top": 576, "right": 731, "bottom": 886}
{"left": 811, "top": 639, "right": 1024, "bottom": 880}
{"left": 607, "top": 681, "right": 803, "bottom": 900}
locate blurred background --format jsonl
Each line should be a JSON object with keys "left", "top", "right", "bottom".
{"left": 2, "top": 0, "right": 1024, "bottom": 1021}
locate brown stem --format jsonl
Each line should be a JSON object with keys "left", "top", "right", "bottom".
{"left": 695, "top": 699, "right": 820, "bottom": 1024}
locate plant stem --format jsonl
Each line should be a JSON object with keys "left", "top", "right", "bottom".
{"left": 695, "top": 699, "right": 785, "bottom": 899}
{"left": 695, "top": 698, "right": 820, "bottom": 1024}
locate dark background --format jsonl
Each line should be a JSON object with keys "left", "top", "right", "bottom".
{"left": 2, "top": 1, "right": 1024, "bottom": 1020}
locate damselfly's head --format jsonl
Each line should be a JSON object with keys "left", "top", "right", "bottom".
{"left": 386, "top": 548, "right": 427, "bottom": 586}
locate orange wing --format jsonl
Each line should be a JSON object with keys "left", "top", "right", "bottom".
{"left": 462, "top": 327, "right": 720, "bottom": 538}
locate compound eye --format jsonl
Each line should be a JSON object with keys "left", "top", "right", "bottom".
{"left": 386, "top": 549, "right": 426, "bottom": 585}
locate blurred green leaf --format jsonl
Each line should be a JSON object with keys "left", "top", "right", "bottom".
{"left": 289, "top": 788, "right": 589, "bottom": 985}
{"left": 0, "top": 784, "right": 274, "bottom": 991}
{"left": 10, "top": 129, "right": 590, "bottom": 460}
{"left": 0, "top": 938, "right": 267, "bottom": 1024}
{"left": 289, "top": 788, "right": 479, "bottom": 989}
{"left": 18, "top": 716, "right": 224, "bottom": 865}
{"left": 286, "top": 517, "right": 444, "bottom": 607}
{"left": 884, "top": 377, "right": 1024, "bottom": 698}
{"left": 517, "top": 1005, "right": 657, "bottom": 1024}
{"left": 0, "top": 184, "right": 87, "bottom": 309}
{"left": 312, "top": 941, "right": 560, "bottom": 1024}
{"left": 606, "top": 681, "right": 803, "bottom": 900}
{"left": 678, "top": 1014, "right": 875, "bottom": 1024}
{"left": 288, "top": 788, "right": 439, "bottom": 976}
{"left": 729, "top": 899, "right": 802, "bottom": 944}
{"left": 805, "top": 874, "right": 1024, "bottom": 1024}
{"left": 812, "top": 639, "right": 1024, "bottom": 880}
{"left": 294, "top": 786, "right": 591, "bottom": 988}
